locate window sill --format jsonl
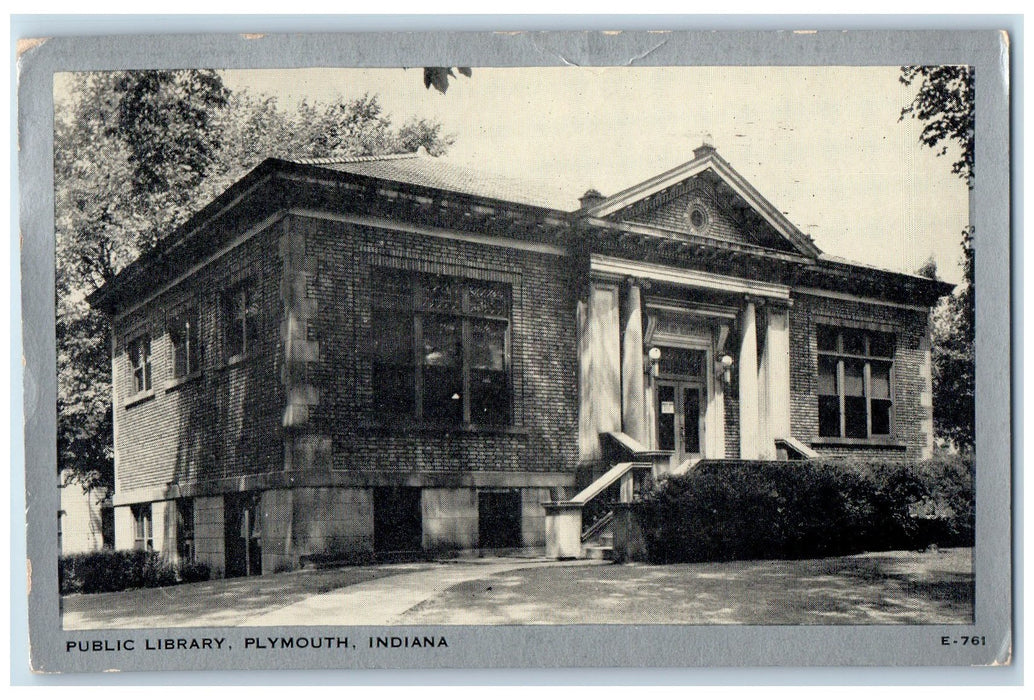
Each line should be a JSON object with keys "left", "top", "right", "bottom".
{"left": 810, "top": 437, "right": 907, "bottom": 450}
{"left": 124, "top": 390, "right": 156, "bottom": 409}
{"left": 164, "top": 372, "right": 203, "bottom": 392}
{"left": 220, "top": 354, "right": 251, "bottom": 370}
{"left": 360, "top": 420, "right": 528, "bottom": 436}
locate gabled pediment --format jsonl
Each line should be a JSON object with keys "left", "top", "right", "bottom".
{"left": 582, "top": 145, "right": 822, "bottom": 260}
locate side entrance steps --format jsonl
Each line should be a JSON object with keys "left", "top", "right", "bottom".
{"left": 582, "top": 530, "right": 615, "bottom": 560}
{"left": 581, "top": 510, "right": 615, "bottom": 560}
{"left": 543, "top": 458, "right": 653, "bottom": 559}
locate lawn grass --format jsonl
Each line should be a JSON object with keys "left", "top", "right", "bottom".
{"left": 400, "top": 548, "right": 973, "bottom": 625}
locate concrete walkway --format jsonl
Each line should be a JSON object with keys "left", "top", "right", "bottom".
{"left": 63, "top": 549, "right": 971, "bottom": 628}
{"left": 63, "top": 557, "right": 602, "bottom": 630}
{"left": 241, "top": 558, "right": 601, "bottom": 626}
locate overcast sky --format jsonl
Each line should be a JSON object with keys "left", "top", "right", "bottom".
{"left": 217, "top": 66, "right": 968, "bottom": 284}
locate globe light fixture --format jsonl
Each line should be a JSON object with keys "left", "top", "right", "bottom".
{"left": 720, "top": 354, "right": 734, "bottom": 384}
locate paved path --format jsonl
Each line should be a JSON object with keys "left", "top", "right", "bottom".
{"left": 241, "top": 558, "right": 601, "bottom": 626}
{"left": 63, "top": 549, "right": 970, "bottom": 628}
{"left": 62, "top": 562, "right": 430, "bottom": 630}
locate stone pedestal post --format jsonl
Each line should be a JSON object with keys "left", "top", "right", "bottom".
{"left": 543, "top": 502, "right": 583, "bottom": 560}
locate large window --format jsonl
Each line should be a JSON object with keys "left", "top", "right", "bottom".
{"left": 169, "top": 308, "right": 202, "bottom": 378}
{"left": 371, "top": 268, "right": 511, "bottom": 426}
{"left": 817, "top": 325, "right": 894, "bottom": 439}
{"left": 223, "top": 281, "right": 260, "bottom": 359}
{"left": 132, "top": 504, "right": 153, "bottom": 551}
{"left": 128, "top": 335, "right": 152, "bottom": 395}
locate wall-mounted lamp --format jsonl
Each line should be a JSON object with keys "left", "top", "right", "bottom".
{"left": 719, "top": 354, "right": 734, "bottom": 385}
{"left": 647, "top": 346, "right": 662, "bottom": 378}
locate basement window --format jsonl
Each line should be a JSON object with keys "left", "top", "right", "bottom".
{"left": 371, "top": 267, "right": 511, "bottom": 427}
{"left": 132, "top": 503, "right": 153, "bottom": 552}
{"left": 176, "top": 499, "right": 195, "bottom": 563}
{"left": 817, "top": 325, "right": 895, "bottom": 439}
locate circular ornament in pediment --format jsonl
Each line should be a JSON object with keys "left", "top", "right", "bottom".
{"left": 688, "top": 202, "right": 709, "bottom": 232}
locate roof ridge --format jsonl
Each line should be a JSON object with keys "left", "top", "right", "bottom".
{"left": 285, "top": 151, "right": 420, "bottom": 166}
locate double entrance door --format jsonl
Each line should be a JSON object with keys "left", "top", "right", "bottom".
{"left": 656, "top": 380, "right": 705, "bottom": 467}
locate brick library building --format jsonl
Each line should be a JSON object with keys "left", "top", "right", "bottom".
{"left": 88, "top": 143, "right": 952, "bottom": 576}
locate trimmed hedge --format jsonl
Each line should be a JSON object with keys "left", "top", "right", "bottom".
{"left": 638, "top": 455, "right": 973, "bottom": 564}
{"left": 59, "top": 550, "right": 211, "bottom": 595}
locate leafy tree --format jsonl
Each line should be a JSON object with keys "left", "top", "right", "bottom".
{"left": 56, "top": 71, "right": 453, "bottom": 491}
{"left": 900, "top": 65, "right": 975, "bottom": 451}
{"left": 915, "top": 255, "right": 938, "bottom": 280}
{"left": 929, "top": 227, "right": 975, "bottom": 450}
{"left": 55, "top": 71, "right": 230, "bottom": 491}
{"left": 423, "top": 67, "right": 471, "bottom": 94}
{"left": 108, "top": 70, "right": 230, "bottom": 196}
{"left": 900, "top": 66, "right": 974, "bottom": 184}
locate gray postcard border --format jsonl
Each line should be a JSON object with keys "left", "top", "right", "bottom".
{"left": 16, "top": 23, "right": 1015, "bottom": 678}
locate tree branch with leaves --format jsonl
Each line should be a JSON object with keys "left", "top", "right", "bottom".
{"left": 900, "top": 65, "right": 975, "bottom": 452}
{"left": 56, "top": 71, "right": 455, "bottom": 491}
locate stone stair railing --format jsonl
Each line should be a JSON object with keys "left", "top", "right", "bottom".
{"left": 543, "top": 460, "right": 653, "bottom": 559}
{"left": 543, "top": 431, "right": 669, "bottom": 560}
{"left": 774, "top": 436, "right": 820, "bottom": 460}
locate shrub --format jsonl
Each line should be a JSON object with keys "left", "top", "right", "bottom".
{"left": 177, "top": 560, "right": 212, "bottom": 584}
{"left": 638, "top": 455, "right": 973, "bottom": 564}
{"left": 59, "top": 550, "right": 210, "bottom": 594}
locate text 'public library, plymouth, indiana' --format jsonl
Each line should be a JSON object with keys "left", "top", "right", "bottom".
{"left": 87, "top": 143, "right": 953, "bottom": 576}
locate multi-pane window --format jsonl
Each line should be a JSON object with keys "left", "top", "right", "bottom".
{"left": 132, "top": 503, "right": 153, "bottom": 551}
{"left": 128, "top": 335, "right": 152, "bottom": 395}
{"left": 223, "top": 281, "right": 260, "bottom": 359}
{"left": 371, "top": 268, "right": 511, "bottom": 426}
{"left": 169, "top": 308, "right": 202, "bottom": 378}
{"left": 817, "top": 325, "right": 894, "bottom": 439}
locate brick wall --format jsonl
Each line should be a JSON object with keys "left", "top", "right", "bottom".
{"left": 724, "top": 391, "right": 740, "bottom": 459}
{"left": 113, "top": 220, "right": 285, "bottom": 500}
{"left": 788, "top": 292, "right": 932, "bottom": 459}
{"left": 296, "top": 213, "right": 581, "bottom": 482}
{"left": 624, "top": 182, "right": 752, "bottom": 247}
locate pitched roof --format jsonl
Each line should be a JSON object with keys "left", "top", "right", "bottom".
{"left": 817, "top": 253, "right": 953, "bottom": 285}
{"left": 282, "top": 150, "right": 579, "bottom": 212}
{"left": 88, "top": 145, "right": 953, "bottom": 313}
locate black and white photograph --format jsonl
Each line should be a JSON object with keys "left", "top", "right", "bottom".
{"left": 19, "top": 29, "right": 1012, "bottom": 672}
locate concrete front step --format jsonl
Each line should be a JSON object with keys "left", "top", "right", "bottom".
{"left": 582, "top": 545, "right": 615, "bottom": 561}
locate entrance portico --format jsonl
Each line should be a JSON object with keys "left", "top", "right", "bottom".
{"left": 578, "top": 255, "right": 793, "bottom": 470}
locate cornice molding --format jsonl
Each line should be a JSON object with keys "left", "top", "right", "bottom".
{"left": 591, "top": 254, "right": 791, "bottom": 300}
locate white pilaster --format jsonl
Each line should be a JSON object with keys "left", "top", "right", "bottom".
{"left": 577, "top": 284, "right": 622, "bottom": 461}
{"left": 757, "top": 314, "right": 772, "bottom": 459}
{"left": 113, "top": 505, "right": 135, "bottom": 551}
{"left": 621, "top": 281, "right": 646, "bottom": 444}
{"left": 766, "top": 306, "right": 792, "bottom": 443}
{"left": 152, "top": 500, "right": 170, "bottom": 557}
{"left": 738, "top": 301, "right": 760, "bottom": 459}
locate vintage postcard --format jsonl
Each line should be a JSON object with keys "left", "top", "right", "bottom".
{"left": 19, "top": 29, "right": 1012, "bottom": 673}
